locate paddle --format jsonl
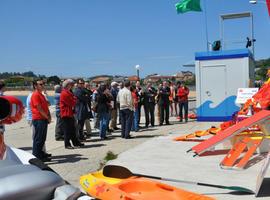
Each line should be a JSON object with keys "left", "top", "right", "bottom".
{"left": 103, "top": 165, "right": 254, "bottom": 194}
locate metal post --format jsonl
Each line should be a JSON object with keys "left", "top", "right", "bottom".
{"left": 204, "top": 0, "right": 209, "bottom": 51}
{"left": 251, "top": 13, "right": 255, "bottom": 57}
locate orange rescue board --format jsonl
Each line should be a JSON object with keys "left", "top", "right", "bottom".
{"left": 190, "top": 110, "right": 270, "bottom": 156}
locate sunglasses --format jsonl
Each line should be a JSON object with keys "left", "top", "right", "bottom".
{"left": 37, "top": 83, "right": 44, "bottom": 86}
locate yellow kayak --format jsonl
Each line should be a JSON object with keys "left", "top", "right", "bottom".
{"left": 80, "top": 170, "right": 215, "bottom": 200}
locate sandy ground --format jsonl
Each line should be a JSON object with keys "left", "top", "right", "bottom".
{"left": 5, "top": 101, "right": 197, "bottom": 188}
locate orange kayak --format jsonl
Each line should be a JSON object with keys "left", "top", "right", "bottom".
{"left": 80, "top": 171, "right": 215, "bottom": 200}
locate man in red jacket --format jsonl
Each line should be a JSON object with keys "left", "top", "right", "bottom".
{"left": 30, "top": 79, "right": 51, "bottom": 162}
{"left": 60, "top": 79, "right": 84, "bottom": 149}
{"left": 177, "top": 82, "right": 189, "bottom": 122}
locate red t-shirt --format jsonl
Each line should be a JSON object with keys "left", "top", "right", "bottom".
{"left": 30, "top": 91, "right": 49, "bottom": 120}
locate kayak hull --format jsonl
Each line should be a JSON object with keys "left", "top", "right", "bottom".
{"left": 80, "top": 171, "right": 215, "bottom": 200}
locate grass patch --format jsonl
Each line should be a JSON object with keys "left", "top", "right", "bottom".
{"left": 99, "top": 151, "right": 118, "bottom": 169}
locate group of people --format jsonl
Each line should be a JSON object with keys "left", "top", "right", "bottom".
{"left": 26, "top": 79, "right": 85, "bottom": 162}
{"left": 24, "top": 78, "right": 190, "bottom": 162}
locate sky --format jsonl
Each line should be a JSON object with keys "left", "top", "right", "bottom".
{"left": 0, "top": 0, "right": 269, "bottom": 78}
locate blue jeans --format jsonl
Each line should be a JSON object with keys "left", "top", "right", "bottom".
{"left": 179, "top": 101, "right": 188, "bottom": 121}
{"left": 131, "top": 108, "right": 139, "bottom": 131}
{"left": 120, "top": 109, "right": 134, "bottom": 138}
{"left": 32, "top": 120, "right": 48, "bottom": 159}
{"left": 99, "top": 112, "right": 110, "bottom": 139}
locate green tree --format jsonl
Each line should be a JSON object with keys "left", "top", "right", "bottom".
{"left": 47, "top": 76, "right": 61, "bottom": 84}
{"left": 255, "top": 58, "right": 270, "bottom": 81}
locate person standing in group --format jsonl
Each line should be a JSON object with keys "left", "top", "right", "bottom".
{"left": 96, "top": 84, "right": 111, "bottom": 140}
{"left": 130, "top": 85, "right": 139, "bottom": 132}
{"left": 159, "top": 81, "right": 171, "bottom": 126}
{"left": 117, "top": 82, "right": 124, "bottom": 125}
{"left": 30, "top": 79, "right": 51, "bottom": 162}
{"left": 156, "top": 83, "right": 162, "bottom": 125}
{"left": 54, "top": 84, "right": 64, "bottom": 141}
{"left": 84, "top": 82, "right": 93, "bottom": 137}
{"left": 135, "top": 81, "right": 143, "bottom": 126}
{"left": 74, "top": 79, "right": 90, "bottom": 141}
{"left": 60, "top": 79, "right": 84, "bottom": 149}
{"left": 117, "top": 80, "right": 134, "bottom": 139}
{"left": 168, "top": 81, "right": 174, "bottom": 117}
{"left": 26, "top": 89, "right": 33, "bottom": 131}
{"left": 175, "top": 81, "right": 181, "bottom": 119}
{"left": 143, "top": 82, "right": 157, "bottom": 127}
{"left": 178, "top": 82, "right": 189, "bottom": 122}
{"left": 109, "top": 82, "right": 119, "bottom": 131}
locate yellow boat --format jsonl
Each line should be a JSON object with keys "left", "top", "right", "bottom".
{"left": 80, "top": 170, "right": 215, "bottom": 200}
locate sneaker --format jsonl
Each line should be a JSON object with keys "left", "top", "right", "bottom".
{"left": 113, "top": 127, "right": 120, "bottom": 130}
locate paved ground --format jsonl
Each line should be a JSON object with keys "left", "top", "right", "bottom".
{"left": 4, "top": 100, "right": 270, "bottom": 200}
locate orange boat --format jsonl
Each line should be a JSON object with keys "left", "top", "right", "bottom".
{"left": 80, "top": 170, "right": 215, "bottom": 200}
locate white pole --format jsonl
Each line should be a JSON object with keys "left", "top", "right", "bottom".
{"left": 203, "top": 0, "right": 209, "bottom": 51}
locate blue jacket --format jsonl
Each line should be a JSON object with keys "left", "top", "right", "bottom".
{"left": 54, "top": 92, "right": 61, "bottom": 117}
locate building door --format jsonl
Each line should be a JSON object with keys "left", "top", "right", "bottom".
{"left": 200, "top": 65, "right": 227, "bottom": 118}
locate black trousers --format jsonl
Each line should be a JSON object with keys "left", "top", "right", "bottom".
{"left": 159, "top": 104, "right": 169, "bottom": 124}
{"left": 137, "top": 103, "right": 143, "bottom": 124}
{"left": 62, "top": 117, "right": 80, "bottom": 147}
{"left": 120, "top": 109, "right": 133, "bottom": 138}
{"left": 32, "top": 120, "right": 48, "bottom": 159}
{"left": 144, "top": 103, "right": 155, "bottom": 126}
{"left": 77, "top": 119, "right": 86, "bottom": 139}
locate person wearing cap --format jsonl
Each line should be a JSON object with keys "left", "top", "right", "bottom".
{"left": 60, "top": 79, "right": 84, "bottom": 149}
{"left": 109, "top": 82, "right": 119, "bottom": 131}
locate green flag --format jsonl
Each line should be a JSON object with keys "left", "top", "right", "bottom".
{"left": 175, "top": 0, "right": 202, "bottom": 14}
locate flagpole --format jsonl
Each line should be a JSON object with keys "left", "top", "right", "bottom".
{"left": 203, "top": 0, "right": 209, "bottom": 51}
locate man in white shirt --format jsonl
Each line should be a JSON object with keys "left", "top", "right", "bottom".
{"left": 117, "top": 81, "right": 134, "bottom": 139}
